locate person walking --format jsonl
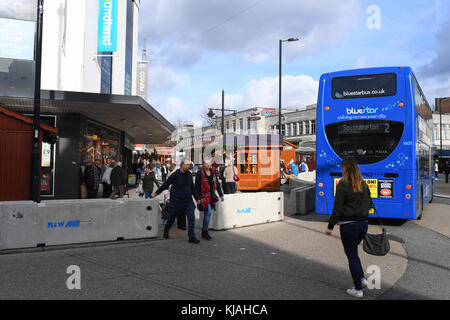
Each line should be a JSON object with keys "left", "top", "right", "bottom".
{"left": 165, "top": 164, "right": 186, "bottom": 230}
{"left": 161, "top": 163, "right": 168, "bottom": 182}
{"left": 280, "top": 160, "right": 286, "bottom": 179}
{"left": 284, "top": 160, "right": 299, "bottom": 184}
{"left": 325, "top": 157, "right": 371, "bottom": 299}
{"left": 195, "top": 159, "right": 224, "bottom": 240}
{"left": 300, "top": 160, "right": 309, "bottom": 173}
{"left": 222, "top": 158, "right": 238, "bottom": 194}
{"left": 152, "top": 158, "right": 201, "bottom": 243}
{"left": 445, "top": 160, "right": 450, "bottom": 183}
{"left": 101, "top": 161, "right": 113, "bottom": 198}
{"left": 110, "top": 161, "right": 126, "bottom": 199}
{"left": 143, "top": 167, "right": 160, "bottom": 199}
{"left": 156, "top": 161, "right": 162, "bottom": 180}
{"left": 434, "top": 161, "right": 439, "bottom": 179}
{"left": 84, "top": 160, "right": 100, "bottom": 198}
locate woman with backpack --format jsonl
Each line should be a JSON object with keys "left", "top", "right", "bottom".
{"left": 325, "top": 157, "right": 371, "bottom": 298}
{"left": 195, "top": 159, "right": 224, "bottom": 240}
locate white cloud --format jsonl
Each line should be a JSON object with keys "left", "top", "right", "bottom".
{"left": 148, "top": 65, "right": 189, "bottom": 92}
{"left": 149, "top": 97, "right": 203, "bottom": 125}
{"left": 205, "top": 74, "right": 319, "bottom": 110}
{"left": 139, "top": 0, "right": 361, "bottom": 68}
{"left": 354, "top": 56, "right": 368, "bottom": 69}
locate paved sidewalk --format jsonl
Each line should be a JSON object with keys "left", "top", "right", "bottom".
{"left": 0, "top": 210, "right": 408, "bottom": 300}
{"left": 435, "top": 173, "right": 450, "bottom": 198}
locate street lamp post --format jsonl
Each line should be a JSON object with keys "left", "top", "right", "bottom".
{"left": 278, "top": 37, "right": 299, "bottom": 139}
{"left": 278, "top": 38, "right": 298, "bottom": 185}
{"left": 207, "top": 90, "right": 236, "bottom": 135}
{"left": 31, "top": 0, "right": 44, "bottom": 203}
{"left": 438, "top": 97, "right": 450, "bottom": 169}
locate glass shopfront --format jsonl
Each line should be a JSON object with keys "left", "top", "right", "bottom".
{"left": 81, "top": 121, "right": 120, "bottom": 163}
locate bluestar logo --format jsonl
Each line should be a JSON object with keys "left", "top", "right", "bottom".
{"left": 346, "top": 107, "right": 378, "bottom": 115}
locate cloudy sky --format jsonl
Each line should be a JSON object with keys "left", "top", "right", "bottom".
{"left": 137, "top": 0, "right": 450, "bottom": 125}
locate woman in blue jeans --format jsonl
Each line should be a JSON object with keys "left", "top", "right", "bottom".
{"left": 325, "top": 157, "right": 371, "bottom": 298}
{"left": 195, "top": 159, "right": 224, "bottom": 240}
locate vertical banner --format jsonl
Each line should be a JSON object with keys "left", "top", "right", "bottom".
{"left": 136, "top": 61, "right": 148, "bottom": 101}
{"left": 97, "top": 0, "right": 118, "bottom": 52}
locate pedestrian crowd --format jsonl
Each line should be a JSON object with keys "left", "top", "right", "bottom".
{"left": 82, "top": 158, "right": 128, "bottom": 199}
{"left": 81, "top": 154, "right": 397, "bottom": 299}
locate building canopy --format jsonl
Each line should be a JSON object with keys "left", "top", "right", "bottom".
{"left": 0, "top": 90, "right": 174, "bottom": 144}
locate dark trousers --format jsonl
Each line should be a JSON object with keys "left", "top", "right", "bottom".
{"left": 177, "top": 210, "right": 186, "bottom": 228}
{"left": 446, "top": 172, "right": 449, "bottom": 183}
{"left": 223, "top": 182, "right": 237, "bottom": 194}
{"left": 165, "top": 201, "right": 195, "bottom": 239}
{"left": 87, "top": 185, "right": 98, "bottom": 198}
{"left": 102, "top": 183, "right": 112, "bottom": 198}
{"left": 340, "top": 221, "right": 368, "bottom": 290}
{"left": 111, "top": 185, "right": 124, "bottom": 199}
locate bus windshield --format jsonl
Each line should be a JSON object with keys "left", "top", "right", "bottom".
{"left": 332, "top": 73, "right": 397, "bottom": 99}
{"left": 325, "top": 120, "right": 404, "bottom": 164}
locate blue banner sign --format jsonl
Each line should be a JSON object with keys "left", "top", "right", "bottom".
{"left": 97, "top": 0, "right": 118, "bottom": 52}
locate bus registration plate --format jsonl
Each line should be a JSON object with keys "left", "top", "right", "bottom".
{"left": 334, "top": 178, "right": 394, "bottom": 199}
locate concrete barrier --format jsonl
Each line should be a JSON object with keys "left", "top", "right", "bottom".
{"left": 195, "top": 192, "right": 284, "bottom": 231}
{"left": 288, "top": 176, "right": 315, "bottom": 191}
{"left": 283, "top": 177, "right": 316, "bottom": 216}
{"left": 0, "top": 198, "right": 159, "bottom": 251}
{"left": 292, "top": 186, "right": 315, "bottom": 215}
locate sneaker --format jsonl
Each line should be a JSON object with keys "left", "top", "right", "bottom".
{"left": 188, "top": 237, "right": 200, "bottom": 244}
{"left": 361, "top": 278, "right": 368, "bottom": 288}
{"left": 346, "top": 288, "right": 363, "bottom": 298}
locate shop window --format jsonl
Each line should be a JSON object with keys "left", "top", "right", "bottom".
{"left": 239, "top": 152, "right": 248, "bottom": 174}
{"left": 249, "top": 152, "right": 258, "bottom": 174}
{"left": 83, "top": 122, "right": 120, "bottom": 163}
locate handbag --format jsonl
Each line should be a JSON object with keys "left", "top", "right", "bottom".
{"left": 211, "top": 193, "right": 219, "bottom": 202}
{"left": 363, "top": 199, "right": 390, "bottom": 256}
{"left": 233, "top": 166, "right": 240, "bottom": 182}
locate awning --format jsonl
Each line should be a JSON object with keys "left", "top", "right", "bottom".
{"left": 436, "top": 149, "right": 450, "bottom": 157}
{"left": 0, "top": 89, "right": 175, "bottom": 144}
{"left": 0, "top": 106, "right": 58, "bottom": 143}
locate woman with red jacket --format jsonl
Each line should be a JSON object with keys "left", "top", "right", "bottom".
{"left": 195, "top": 159, "right": 224, "bottom": 240}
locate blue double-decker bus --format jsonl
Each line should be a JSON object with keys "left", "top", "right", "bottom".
{"left": 316, "top": 67, "right": 434, "bottom": 220}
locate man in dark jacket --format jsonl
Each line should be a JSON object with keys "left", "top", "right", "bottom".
{"left": 152, "top": 158, "right": 200, "bottom": 243}
{"left": 84, "top": 161, "right": 100, "bottom": 198}
{"left": 110, "top": 161, "right": 126, "bottom": 199}
{"left": 143, "top": 167, "right": 160, "bottom": 198}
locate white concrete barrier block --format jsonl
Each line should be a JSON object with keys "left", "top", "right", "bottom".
{"left": 211, "top": 192, "right": 284, "bottom": 230}
{"left": 0, "top": 198, "right": 159, "bottom": 251}
{"left": 118, "top": 198, "right": 159, "bottom": 239}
